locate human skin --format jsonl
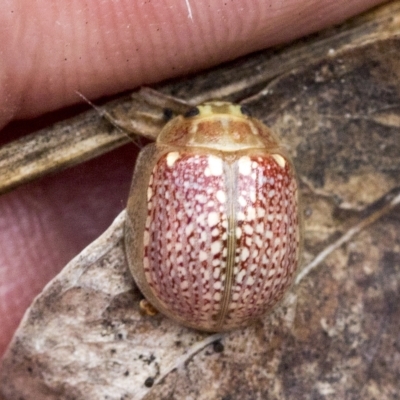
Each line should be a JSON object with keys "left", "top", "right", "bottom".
{"left": 0, "top": 0, "right": 386, "bottom": 359}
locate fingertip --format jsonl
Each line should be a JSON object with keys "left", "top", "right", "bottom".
{"left": 1, "top": 0, "right": 386, "bottom": 126}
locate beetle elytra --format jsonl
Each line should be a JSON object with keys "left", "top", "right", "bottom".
{"left": 125, "top": 101, "right": 301, "bottom": 332}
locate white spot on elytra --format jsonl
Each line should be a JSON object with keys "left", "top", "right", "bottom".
{"left": 144, "top": 231, "right": 150, "bottom": 246}
{"left": 255, "top": 236, "right": 263, "bottom": 248}
{"left": 266, "top": 230, "right": 273, "bottom": 239}
{"left": 196, "top": 194, "right": 207, "bottom": 203}
{"left": 238, "top": 156, "right": 252, "bottom": 176}
{"left": 241, "top": 247, "right": 250, "bottom": 261}
{"left": 268, "top": 268, "right": 276, "bottom": 277}
{"left": 214, "top": 292, "right": 221, "bottom": 301}
{"left": 166, "top": 152, "right": 180, "bottom": 167}
{"left": 185, "top": 223, "right": 194, "bottom": 236}
{"left": 212, "top": 260, "right": 221, "bottom": 269}
{"left": 208, "top": 212, "right": 219, "bottom": 227}
{"left": 247, "top": 207, "right": 256, "bottom": 220}
{"left": 272, "top": 154, "right": 286, "bottom": 168}
{"left": 181, "top": 280, "right": 189, "bottom": 290}
{"left": 199, "top": 251, "right": 208, "bottom": 261}
{"left": 207, "top": 155, "right": 223, "bottom": 176}
{"left": 247, "top": 276, "right": 255, "bottom": 286}
{"left": 238, "top": 196, "right": 247, "bottom": 207}
{"left": 216, "top": 190, "right": 226, "bottom": 203}
{"left": 237, "top": 269, "right": 246, "bottom": 283}
{"left": 232, "top": 292, "right": 240, "bottom": 301}
{"left": 256, "top": 222, "right": 264, "bottom": 234}
{"left": 236, "top": 227, "right": 242, "bottom": 239}
{"left": 257, "top": 207, "right": 266, "bottom": 218}
{"left": 214, "top": 281, "right": 222, "bottom": 290}
{"left": 145, "top": 217, "right": 151, "bottom": 228}
{"left": 147, "top": 187, "right": 153, "bottom": 201}
{"left": 243, "top": 224, "right": 253, "bottom": 235}
{"left": 196, "top": 213, "right": 206, "bottom": 225}
{"left": 211, "top": 241, "right": 221, "bottom": 254}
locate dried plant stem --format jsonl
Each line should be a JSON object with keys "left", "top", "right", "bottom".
{"left": 296, "top": 187, "right": 400, "bottom": 284}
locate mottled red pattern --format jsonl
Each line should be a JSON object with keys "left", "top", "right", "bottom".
{"left": 143, "top": 151, "right": 299, "bottom": 331}
{"left": 226, "top": 155, "right": 299, "bottom": 325}
{"left": 144, "top": 152, "right": 228, "bottom": 327}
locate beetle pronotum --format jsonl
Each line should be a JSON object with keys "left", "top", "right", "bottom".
{"left": 125, "top": 101, "right": 301, "bottom": 332}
